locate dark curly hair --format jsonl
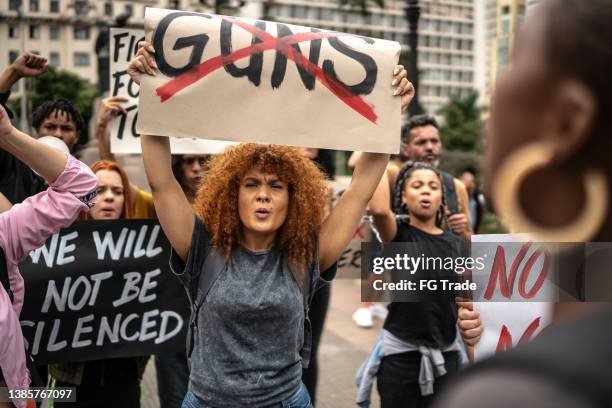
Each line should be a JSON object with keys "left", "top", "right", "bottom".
{"left": 31, "top": 99, "right": 85, "bottom": 134}
{"left": 195, "top": 143, "right": 329, "bottom": 281}
{"left": 401, "top": 114, "right": 439, "bottom": 144}
{"left": 393, "top": 161, "right": 449, "bottom": 229}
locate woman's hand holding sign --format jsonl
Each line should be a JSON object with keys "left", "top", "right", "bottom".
{"left": 128, "top": 42, "right": 157, "bottom": 85}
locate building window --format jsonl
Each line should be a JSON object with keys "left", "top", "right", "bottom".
{"left": 30, "top": 0, "right": 39, "bottom": 12}
{"left": 50, "top": 0, "right": 59, "bottom": 12}
{"left": 49, "top": 52, "right": 60, "bottom": 67}
{"left": 74, "top": 0, "right": 89, "bottom": 16}
{"left": 49, "top": 25, "right": 60, "bottom": 40}
{"left": 125, "top": 4, "right": 134, "bottom": 15}
{"left": 73, "top": 52, "right": 90, "bottom": 67}
{"left": 9, "top": 0, "right": 20, "bottom": 11}
{"left": 104, "top": 2, "right": 113, "bottom": 16}
{"left": 73, "top": 26, "right": 90, "bottom": 40}
{"left": 9, "top": 25, "right": 20, "bottom": 39}
{"left": 9, "top": 51, "right": 20, "bottom": 64}
{"left": 29, "top": 25, "right": 40, "bottom": 39}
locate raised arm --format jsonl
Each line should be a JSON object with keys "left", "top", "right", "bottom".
{"left": 95, "top": 96, "right": 143, "bottom": 204}
{"left": 128, "top": 42, "right": 194, "bottom": 260}
{"left": 0, "top": 52, "right": 48, "bottom": 93}
{"left": 319, "top": 152, "right": 389, "bottom": 270}
{"left": 318, "top": 65, "right": 414, "bottom": 270}
{"left": 0, "top": 105, "right": 67, "bottom": 182}
{"left": 368, "top": 170, "right": 397, "bottom": 243}
{"left": 447, "top": 179, "right": 473, "bottom": 241}
{"left": 96, "top": 96, "right": 128, "bottom": 163}
{"left": 140, "top": 135, "right": 194, "bottom": 260}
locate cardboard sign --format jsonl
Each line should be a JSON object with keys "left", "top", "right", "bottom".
{"left": 328, "top": 177, "right": 372, "bottom": 279}
{"left": 137, "top": 8, "right": 402, "bottom": 153}
{"left": 109, "top": 27, "right": 236, "bottom": 154}
{"left": 471, "top": 234, "right": 553, "bottom": 361}
{"left": 19, "top": 220, "right": 190, "bottom": 364}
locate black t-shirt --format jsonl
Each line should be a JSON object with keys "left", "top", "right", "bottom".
{"left": 0, "top": 149, "right": 46, "bottom": 204}
{"left": 383, "top": 222, "right": 468, "bottom": 348}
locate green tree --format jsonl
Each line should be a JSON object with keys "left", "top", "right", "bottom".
{"left": 10, "top": 67, "right": 97, "bottom": 150}
{"left": 438, "top": 90, "right": 481, "bottom": 152}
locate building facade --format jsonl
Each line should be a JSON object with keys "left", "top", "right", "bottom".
{"left": 1, "top": 0, "right": 477, "bottom": 116}
{"left": 0, "top": 0, "right": 225, "bottom": 90}
{"left": 265, "top": 0, "right": 476, "bottom": 115}
{"left": 487, "top": 0, "right": 525, "bottom": 101}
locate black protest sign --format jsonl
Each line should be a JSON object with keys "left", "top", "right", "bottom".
{"left": 19, "top": 219, "right": 189, "bottom": 365}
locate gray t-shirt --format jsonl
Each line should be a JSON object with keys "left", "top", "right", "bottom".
{"left": 171, "top": 216, "right": 336, "bottom": 407}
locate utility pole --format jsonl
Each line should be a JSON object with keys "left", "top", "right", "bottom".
{"left": 405, "top": 0, "right": 421, "bottom": 117}
{"left": 18, "top": 0, "right": 28, "bottom": 132}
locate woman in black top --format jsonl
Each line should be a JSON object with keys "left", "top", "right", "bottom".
{"left": 369, "top": 163, "right": 468, "bottom": 408}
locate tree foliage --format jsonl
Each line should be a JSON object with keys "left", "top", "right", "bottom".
{"left": 438, "top": 90, "right": 481, "bottom": 152}
{"left": 9, "top": 67, "right": 97, "bottom": 149}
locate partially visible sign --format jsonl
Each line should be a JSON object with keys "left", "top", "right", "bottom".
{"left": 19, "top": 220, "right": 189, "bottom": 364}
{"left": 471, "top": 234, "right": 553, "bottom": 361}
{"left": 109, "top": 27, "right": 236, "bottom": 154}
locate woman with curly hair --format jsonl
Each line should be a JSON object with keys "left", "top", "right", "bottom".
{"left": 128, "top": 40, "right": 414, "bottom": 407}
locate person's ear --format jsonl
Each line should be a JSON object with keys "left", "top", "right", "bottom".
{"left": 548, "top": 80, "right": 595, "bottom": 162}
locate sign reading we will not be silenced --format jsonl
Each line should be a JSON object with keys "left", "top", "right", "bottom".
{"left": 109, "top": 27, "right": 237, "bottom": 154}
{"left": 137, "top": 8, "right": 402, "bottom": 154}
{"left": 19, "top": 220, "right": 189, "bottom": 365}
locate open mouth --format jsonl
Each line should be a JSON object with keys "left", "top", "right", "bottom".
{"left": 255, "top": 208, "right": 271, "bottom": 219}
{"left": 419, "top": 199, "right": 432, "bottom": 209}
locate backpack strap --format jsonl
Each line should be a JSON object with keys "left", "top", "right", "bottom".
{"left": 442, "top": 172, "right": 459, "bottom": 215}
{"left": 0, "top": 247, "right": 13, "bottom": 303}
{"left": 186, "top": 249, "right": 226, "bottom": 359}
{"left": 300, "top": 263, "right": 313, "bottom": 369}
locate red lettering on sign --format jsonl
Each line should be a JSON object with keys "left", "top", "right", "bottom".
{"left": 156, "top": 18, "right": 378, "bottom": 123}
{"left": 484, "top": 243, "right": 550, "bottom": 300}
{"left": 495, "top": 317, "right": 542, "bottom": 353}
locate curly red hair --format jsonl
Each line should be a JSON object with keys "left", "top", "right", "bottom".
{"left": 195, "top": 144, "right": 329, "bottom": 279}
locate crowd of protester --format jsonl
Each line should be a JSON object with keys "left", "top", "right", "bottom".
{"left": 1, "top": 0, "right": 611, "bottom": 407}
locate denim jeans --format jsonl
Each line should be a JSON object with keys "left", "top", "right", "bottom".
{"left": 181, "top": 383, "right": 313, "bottom": 408}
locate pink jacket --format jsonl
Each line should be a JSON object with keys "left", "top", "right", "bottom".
{"left": 0, "top": 155, "right": 97, "bottom": 408}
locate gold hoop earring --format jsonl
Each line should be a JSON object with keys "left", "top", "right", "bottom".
{"left": 493, "top": 141, "right": 609, "bottom": 242}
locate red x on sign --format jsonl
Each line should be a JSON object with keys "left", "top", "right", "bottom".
{"left": 155, "top": 17, "right": 378, "bottom": 123}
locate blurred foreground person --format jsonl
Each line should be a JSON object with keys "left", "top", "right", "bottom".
{"left": 0, "top": 105, "right": 97, "bottom": 408}
{"left": 438, "top": 1, "right": 612, "bottom": 407}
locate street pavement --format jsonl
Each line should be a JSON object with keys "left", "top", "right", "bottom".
{"left": 140, "top": 278, "right": 383, "bottom": 408}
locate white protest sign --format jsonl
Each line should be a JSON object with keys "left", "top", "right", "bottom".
{"left": 137, "top": 8, "right": 402, "bottom": 153}
{"left": 471, "top": 234, "right": 554, "bottom": 361}
{"left": 109, "top": 27, "right": 236, "bottom": 154}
